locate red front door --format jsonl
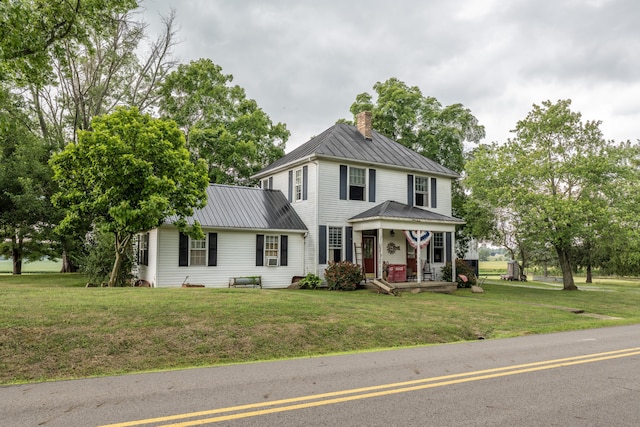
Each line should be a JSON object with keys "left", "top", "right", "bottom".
{"left": 363, "top": 236, "right": 376, "bottom": 276}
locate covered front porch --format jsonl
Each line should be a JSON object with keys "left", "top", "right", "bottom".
{"left": 348, "top": 200, "right": 465, "bottom": 286}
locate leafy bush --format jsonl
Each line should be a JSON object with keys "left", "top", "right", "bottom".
{"left": 441, "top": 260, "right": 477, "bottom": 288}
{"left": 80, "top": 230, "right": 134, "bottom": 287}
{"left": 298, "top": 273, "right": 322, "bottom": 289}
{"left": 324, "top": 261, "right": 363, "bottom": 291}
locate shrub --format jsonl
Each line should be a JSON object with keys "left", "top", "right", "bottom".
{"left": 324, "top": 261, "right": 363, "bottom": 291}
{"left": 298, "top": 273, "right": 322, "bottom": 289}
{"left": 441, "top": 259, "right": 477, "bottom": 288}
{"left": 80, "top": 229, "right": 134, "bottom": 287}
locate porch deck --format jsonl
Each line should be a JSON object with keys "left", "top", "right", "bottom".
{"left": 365, "top": 279, "right": 456, "bottom": 295}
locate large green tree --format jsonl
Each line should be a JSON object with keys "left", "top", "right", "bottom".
{"left": 158, "top": 58, "right": 289, "bottom": 185}
{"left": 348, "top": 77, "right": 485, "bottom": 255}
{"left": 0, "top": 87, "right": 55, "bottom": 274}
{"left": 465, "top": 100, "right": 635, "bottom": 290}
{"left": 51, "top": 107, "right": 209, "bottom": 286}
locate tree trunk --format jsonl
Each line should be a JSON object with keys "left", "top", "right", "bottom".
{"left": 556, "top": 247, "right": 578, "bottom": 290}
{"left": 60, "top": 249, "right": 79, "bottom": 273}
{"left": 108, "top": 233, "right": 132, "bottom": 287}
{"left": 12, "top": 246, "right": 22, "bottom": 275}
{"left": 108, "top": 250, "right": 124, "bottom": 287}
{"left": 586, "top": 264, "right": 593, "bottom": 284}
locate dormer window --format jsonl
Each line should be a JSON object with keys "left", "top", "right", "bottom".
{"left": 349, "top": 167, "right": 366, "bottom": 201}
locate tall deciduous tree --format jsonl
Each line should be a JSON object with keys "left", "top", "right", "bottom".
{"left": 0, "top": 87, "right": 55, "bottom": 274}
{"left": 158, "top": 58, "right": 289, "bottom": 185}
{"left": 465, "top": 99, "right": 634, "bottom": 290}
{"left": 51, "top": 107, "right": 209, "bottom": 286}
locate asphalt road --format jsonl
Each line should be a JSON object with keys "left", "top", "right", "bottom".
{"left": 2, "top": 324, "right": 639, "bottom": 426}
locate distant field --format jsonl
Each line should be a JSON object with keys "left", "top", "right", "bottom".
{"left": 0, "top": 259, "right": 62, "bottom": 274}
{"left": 479, "top": 260, "right": 507, "bottom": 275}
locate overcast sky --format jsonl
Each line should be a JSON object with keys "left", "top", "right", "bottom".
{"left": 139, "top": 0, "right": 640, "bottom": 152}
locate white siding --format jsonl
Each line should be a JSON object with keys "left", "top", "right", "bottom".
{"left": 154, "top": 226, "right": 305, "bottom": 288}
{"left": 137, "top": 228, "right": 158, "bottom": 286}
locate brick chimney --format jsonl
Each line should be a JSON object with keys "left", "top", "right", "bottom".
{"left": 356, "top": 111, "right": 372, "bottom": 140}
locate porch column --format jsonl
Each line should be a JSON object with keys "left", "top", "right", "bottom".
{"left": 378, "top": 228, "right": 383, "bottom": 279}
{"left": 415, "top": 230, "right": 421, "bottom": 284}
{"left": 451, "top": 232, "right": 456, "bottom": 283}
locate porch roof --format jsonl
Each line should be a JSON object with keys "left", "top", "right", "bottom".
{"left": 348, "top": 200, "right": 465, "bottom": 225}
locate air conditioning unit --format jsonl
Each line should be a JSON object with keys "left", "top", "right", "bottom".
{"left": 266, "top": 257, "right": 278, "bottom": 267}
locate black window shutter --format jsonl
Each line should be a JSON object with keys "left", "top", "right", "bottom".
{"left": 431, "top": 177, "right": 437, "bottom": 208}
{"left": 339, "top": 165, "right": 347, "bottom": 200}
{"left": 136, "top": 235, "right": 141, "bottom": 264}
{"left": 446, "top": 232, "right": 452, "bottom": 264}
{"left": 208, "top": 233, "right": 218, "bottom": 266}
{"left": 319, "top": 225, "right": 327, "bottom": 264}
{"left": 268, "top": 177, "right": 273, "bottom": 189}
{"left": 287, "top": 171, "right": 293, "bottom": 202}
{"left": 302, "top": 165, "right": 308, "bottom": 200}
{"left": 280, "top": 235, "right": 288, "bottom": 266}
{"left": 345, "top": 226, "right": 353, "bottom": 262}
{"left": 407, "top": 174, "right": 414, "bottom": 206}
{"left": 256, "top": 234, "right": 264, "bottom": 266}
{"left": 368, "top": 169, "right": 376, "bottom": 202}
{"left": 178, "top": 232, "right": 189, "bottom": 267}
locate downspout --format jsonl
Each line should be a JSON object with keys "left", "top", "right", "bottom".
{"left": 313, "top": 159, "right": 320, "bottom": 276}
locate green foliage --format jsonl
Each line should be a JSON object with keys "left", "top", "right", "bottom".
{"left": 81, "top": 229, "right": 134, "bottom": 286}
{"left": 324, "top": 261, "right": 363, "bottom": 291}
{"left": 158, "top": 58, "right": 289, "bottom": 185}
{"left": 464, "top": 100, "right": 638, "bottom": 290}
{"left": 298, "top": 273, "right": 322, "bottom": 289}
{"left": 0, "top": 87, "right": 58, "bottom": 273}
{"left": 441, "top": 260, "right": 477, "bottom": 288}
{"left": 0, "top": 0, "right": 138, "bottom": 84}
{"left": 50, "top": 107, "right": 209, "bottom": 286}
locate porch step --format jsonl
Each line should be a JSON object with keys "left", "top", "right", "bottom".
{"left": 370, "top": 279, "right": 398, "bottom": 296}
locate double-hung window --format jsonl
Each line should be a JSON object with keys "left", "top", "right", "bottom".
{"left": 415, "top": 176, "right": 429, "bottom": 207}
{"left": 265, "top": 235, "right": 279, "bottom": 266}
{"left": 349, "top": 167, "right": 366, "bottom": 201}
{"left": 328, "top": 226, "right": 342, "bottom": 262}
{"left": 190, "top": 238, "right": 206, "bottom": 266}
{"left": 433, "top": 232, "right": 444, "bottom": 263}
{"left": 294, "top": 168, "right": 303, "bottom": 202}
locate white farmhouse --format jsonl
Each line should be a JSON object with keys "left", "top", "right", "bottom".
{"left": 137, "top": 112, "right": 464, "bottom": 288}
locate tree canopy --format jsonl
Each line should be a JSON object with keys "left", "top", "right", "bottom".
{"left": 0, "top": 0, "right": 139, "bottom": 83}
{"left": 464, "top": 99, "right": 638, "bottom": 289}
{"left": 349, "top": 77, "right": 485, "bottom": 175}
{"left": 51, "top": 107, "right": 209, "bottom": 286}
{"left": 158, "top": 58, "right": 289, "bottom": 185}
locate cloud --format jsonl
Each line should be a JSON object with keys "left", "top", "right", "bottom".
{"left": 140, "top": 0, "right": 640, "bottom": 149}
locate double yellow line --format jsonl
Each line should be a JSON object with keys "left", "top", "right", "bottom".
{"left": 101, "top": 347, "right": 640, "bottom": 427}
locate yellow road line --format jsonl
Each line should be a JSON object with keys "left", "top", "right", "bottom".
{"left": 99, "top": 347, "right": 640, "bottom": 427}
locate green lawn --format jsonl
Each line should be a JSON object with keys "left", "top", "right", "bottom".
{"left": 1, "top": 273, "right": 639, "bottom": 385}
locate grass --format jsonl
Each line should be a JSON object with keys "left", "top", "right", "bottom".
{"left": 1, "top": 273, "right": 639, "bottom": 385}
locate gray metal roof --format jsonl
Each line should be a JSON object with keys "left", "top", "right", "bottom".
{"left": 349, "top": 200, "right": 464, "bottom": 224}
{"left": 166, "top": 185, "right": 307, "bottom": 231}
{"left": 254, "top": 123, "right": 459, "bottom": 178}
